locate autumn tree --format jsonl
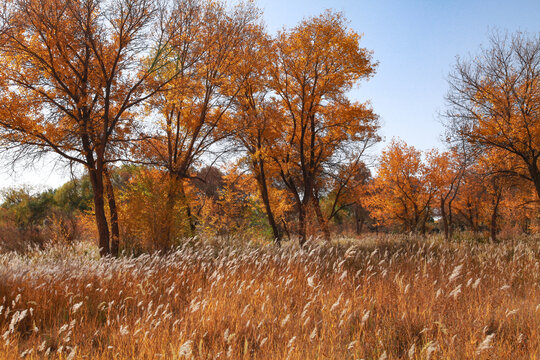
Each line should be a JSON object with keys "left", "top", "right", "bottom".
{"left": 426, "top": 144, "right": 471, "bottom": 240}
{"left": 267, "top": 11, "right": 379, "bottom": 245}
{"left": 220, "top": 23, "right": 287, "bottom": 243}
{"left": 367, "top": 139, "right": 435, "bottom": 233}
{"left": 139, "top": 0, "right": 260, "bottom": 246}
{"left": 452, "top": 168, "right": 485, "bottom": 234}
{"left": 193, "top": 165, "right": 263, "bottom": 240}
{"left": 0, "top": 0, "right": 180, "bottom": 256}
{"left": 448, "top": 152, "right": 530, "bottom": 241}
{"left": 445, "top": 31, "right": 540, "bottom": 201}
{"left": 499, "top": 179, "right": 539, "bottom": 234}
{"left": 476, "top": 149, "right": 526, "bottom": 242}
{"left": 322, "top": 160, "right": 372, "bottom": 235}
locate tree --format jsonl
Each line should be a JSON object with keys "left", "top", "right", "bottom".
{"left": 323, "top": 160, "right": 372, "bottom": 235}
{"left": 367, "top": 139, "right": 434, "bottom": 233}
{"left": 0, "top": 0, "right": 180, "bottom": 256}
{"left": 445, "top": 31, "right": 540, "bottom": 201}
{"left": 194, "top": 165, "right": 263, "bottom": 240}
{"left": 139, "top": 0, "right": 260, "bottom": 247}
{"left": 426, "top": 145, "right": 470, "bottom": 240}
{"left": 225, "top": 24, "right": 287, "bottom": 243}
{"left": 267, "top": 11, "right": 379, "bottom": 245}
{"left": 450, "top": 152, "right": 530, "bottom": 242}
{"left": 1, "top": 186, "right": 54, "bottom": 230}
{"left": 476, "top": 149, "right": 517, "bottom": 242}
{"left": 452, "top": 168, "right": 485, "bottom": 234}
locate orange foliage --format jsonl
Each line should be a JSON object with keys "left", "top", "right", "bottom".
{"left": 266, "top": 11, "right": 379, "bottom": 244}
{"left": 367, "top": 139, "right": 434, "bottom": 233}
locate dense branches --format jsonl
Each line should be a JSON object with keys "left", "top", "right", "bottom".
{"left": 445, "top": 32, "right": 540, "bottom": 200}
{"left": 0, "top": 0, "right": 182, "bottom": 255}
{"left": 267, "top": 11, "right": 379, "bottom": 244}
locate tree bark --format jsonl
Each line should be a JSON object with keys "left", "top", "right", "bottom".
{"left": 448, "top": 199, "right": 455, "bottom": 239}
{"left": 312, "top": 192, "right": 330, "bottom": 242}
{"left": 298, "top": 202, "right": 307, "bottom": 246}
{"left": 490, "top": 207, "right": 498, "bottom": 242}
{"left": 529, "top": 162, "right": 540, "bottom": 201}
{"left": 89, "top": 169, "right": 110, "bottom": 256}
{"left": 490, "top": 193, "right": 501, "bottom": 242}
{"left": 421, "top": 213, "right": 427, "bottom": 237}
{"left": 163, "top": 172, "right": 178, "bottom": 248}
{"left": 163, "top": 173, "right": 195, "bottom": 248}
{"left": 177, "top": 179, "right": 195, "bottom": 236}
{"left": 355, "top": 205, "right": 365, "bottom": 235}
{"left": 253, "top": 159, "right": 282, "bottom": 244}
{"left": 281, "top": 219, "right": 291, "bottom": 242}
{"left": 441, "top": 199, "right": 449, "bottom": 241}
{"left": 104, "top": 168, "right": 119, "bottom": 257}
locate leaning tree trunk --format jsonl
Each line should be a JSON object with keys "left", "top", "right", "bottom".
{"left": 448, "top": 198, "right": 455, "bottom": 239}
{"left": 254, "top": 159, "right": 282, "bottom": 244}
{"left": 441, "top": 199, "right": 449, "bottom": 241}
{"left": 281, "top": 219, "right": 291, "bottom": 242}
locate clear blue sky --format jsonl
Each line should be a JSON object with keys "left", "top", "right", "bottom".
{"left": 1, "top": 0, "right": 539, "bottom": 189}
{"left": 260, "top": 0, "right": 540, "bottom": 150}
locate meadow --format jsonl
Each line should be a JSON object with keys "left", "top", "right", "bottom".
{"left": 0, "top": 235, "right": 539, "bottom": 359}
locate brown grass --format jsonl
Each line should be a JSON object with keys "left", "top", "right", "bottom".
{"left": 0, "top": 235, "right": 539, "bottom": 359}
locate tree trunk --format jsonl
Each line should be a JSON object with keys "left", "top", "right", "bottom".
{"left": 530, "top": 163, "right": 540, "bottom": 202}
{"left": 448, "top": 199, "right": 455, "bottom": 239}
{"left": 490, "top": 208, "right": 498, "bottom": 242}
{"left": 441, "top": 199, "right": 449, "bottom": 241}
{"left": 104, "top": 169, "right": 119, "bottom": 257}
{"left": 357, "top": 218, "right": 365, "bottom": 234}
{"left": 254, "top": 159, "right": 282, "bottom": 244}
{"left": 490, "top": 194, "right": 501, "bottom": 242}
{"left": 298, "top": 202, "right": 307, "bottom": 246}
{"left": 164, "top": 173, "right": 177, "bottom": 248}
{"left": 421, "top": 214, "right": 427, "bottom": 237}
{"left": 355, "top": 205, "right": 365, "bottom": 235}
{"left": 467, "top": 202, "right": 478, "bottom": 233}
{"left": 312, "top": 193, "right": 330, "bottom": 242}
{"left": 281, "top": 219, "right": 291, "bottom": 242}
{"left": 89, "top": 169, "right": 110, "bottom": 256}
{"left": 412, "top": 204, "right": 420, "bottom": 234}
{"left": 164, "top": 173, "right": 194, "bottom": 248}
{"left": 177, "top": 179, "right": 195, "bottom": 236}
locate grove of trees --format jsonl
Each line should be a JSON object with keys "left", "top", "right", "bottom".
{"left": 0, "top": 0, "right": 537, "bottom": 255}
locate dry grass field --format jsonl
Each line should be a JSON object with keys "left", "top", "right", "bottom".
{"left": 0, "top": 235, "right": 539, "bottom": 359}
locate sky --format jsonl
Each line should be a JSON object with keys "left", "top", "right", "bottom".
{"left": 1, "top": 0, "right": 539, "bottom": 190}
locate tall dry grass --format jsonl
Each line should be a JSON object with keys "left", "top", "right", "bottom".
{"left": 0, "top": 235, "right": 539, "bottom": 359}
